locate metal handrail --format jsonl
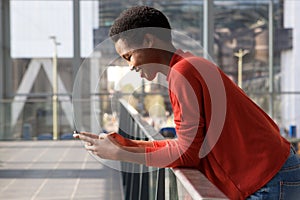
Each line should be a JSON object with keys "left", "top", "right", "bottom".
{"left": 118, "top": 99, "right": 228, "bottom": 200}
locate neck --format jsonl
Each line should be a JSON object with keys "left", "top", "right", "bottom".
{"left": 158, "top": 44, "right": 176, "bottom": 76}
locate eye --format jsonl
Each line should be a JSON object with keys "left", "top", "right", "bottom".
{"left": 126, "top": 55, "right": 132, "bottom": 61}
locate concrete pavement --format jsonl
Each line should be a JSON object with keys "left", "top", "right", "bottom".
{"left": 0, "top": 140, "right": 123, "bottom": 200}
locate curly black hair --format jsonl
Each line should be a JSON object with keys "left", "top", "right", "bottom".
{"left": 109, "top": 6, "right": 172, "bottom": 45}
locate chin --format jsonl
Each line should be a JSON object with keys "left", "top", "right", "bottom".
{"left": 145, "top": 74, "right": 157, "bottom": 81}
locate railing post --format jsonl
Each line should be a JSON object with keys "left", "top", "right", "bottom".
{"left": 203, "top": 0, "right": 214, "bottom": 59}
{"left": 168, "top": 169, "right": 179, "bottom": 200}
{"left": 156, "top": 168, "right": 165, "bottom": 200}
{"left": 129, "top": 164, "right": 140, "bottom": 200}
{"left": 140, "top": 167, "right": 149, "bottom": 200}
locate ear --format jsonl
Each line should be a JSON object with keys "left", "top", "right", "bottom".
{"left": 143, "top": 33, "right": 155, "bottom": 48}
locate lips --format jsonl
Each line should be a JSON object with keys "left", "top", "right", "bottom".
{"left": 131, "top": 66, "right": 141, "bottom": 72}
{"left": 130, "top": 66, "right": 143, "bottom": 77}
{"left": 130, "top": 66, "right": 148, "bottom": 79}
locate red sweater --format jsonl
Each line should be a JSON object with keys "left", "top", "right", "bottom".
{"left": 146, "top": 49, "right": 290, "bottom": 199}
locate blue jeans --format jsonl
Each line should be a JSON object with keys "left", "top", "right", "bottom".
{"left": 246, "top": 146, "right": 300, "bottom": 200}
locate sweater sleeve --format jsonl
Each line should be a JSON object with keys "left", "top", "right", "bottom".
{"left": 146, "top": 59, "right": 206, "bottom": 168}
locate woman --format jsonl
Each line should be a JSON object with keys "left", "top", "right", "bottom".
{"left": 74, "top": 6, "right": 300, "bottom": 199}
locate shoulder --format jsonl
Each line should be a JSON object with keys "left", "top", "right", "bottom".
{"left": 170, "top": 55, "right": 217, "bottom": 81}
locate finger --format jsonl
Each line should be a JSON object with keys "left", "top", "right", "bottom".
{"left": 78, "top": 134, "right": 96, "bottom": 144}
{"left": 80, "top": 132, "right": 99, "bottom": 139}
{"left": 85, "top": 145, "right": 95, "bottom": 151}
{"left": 85, "top": 142, "right": 93, "bottom": 146}
{"left": 85, "top": 146, "right": 98, "bottom": 156}
{"left": 73, "top": 132, "right": 98, "bottom": 140}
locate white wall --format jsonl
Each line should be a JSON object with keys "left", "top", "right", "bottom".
{"left": 10, "top": 0, "right": 98, "bottom": 58}
{"left": 281, "top": 0, "right": 300, "bottom": 137}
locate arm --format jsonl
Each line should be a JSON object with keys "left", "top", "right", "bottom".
{"left": 108, "top": 132, "right": 154, "bottom": 147}
{"left": 145, "top": 60, "right": 205, "bottom": 168}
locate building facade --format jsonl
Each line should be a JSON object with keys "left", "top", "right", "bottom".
{"left": 0, "top": 0, "right": 299, "bottom": 140}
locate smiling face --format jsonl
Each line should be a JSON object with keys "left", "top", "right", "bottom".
{"left": 115, "top": 38, "right": 163, "bottom": 81}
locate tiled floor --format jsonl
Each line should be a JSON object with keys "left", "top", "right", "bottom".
{"left": 0, "top": 140, "right": 123, "bottom": 200}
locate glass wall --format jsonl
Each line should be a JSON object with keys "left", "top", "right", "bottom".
{"left": 214, "top": 0, "right": 282, "bottom": 116}
{"left": 1, "top": 0, "right": 75, "bottom": 140}
{"left": 0, "top": 0, "right": 296, "bottom": 140}
{"left": 213, "top": 0, "right": 295, "bottom": 133}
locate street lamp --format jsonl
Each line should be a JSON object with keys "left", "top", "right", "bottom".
{"left": 49, "top": 36, "right": 60, "bottom": 140}
{"left": 234, "top": 49, "right": 249, "bottom": 89}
